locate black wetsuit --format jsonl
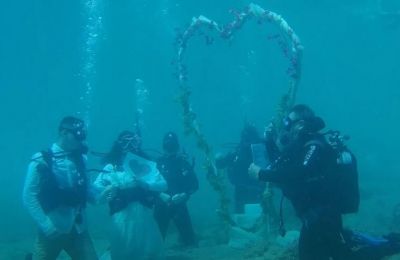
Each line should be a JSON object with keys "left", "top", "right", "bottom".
{"left": 216, "top": 145, "right": 266, "bottom": 213}
{"left": 260, "top": 134, "right": 400, "bottom": 260}
{"left": 154, "top": 153, "right": 199, "bottom": 246}
{"left": 259, "top": 135, "right": 352, "bottom": 260}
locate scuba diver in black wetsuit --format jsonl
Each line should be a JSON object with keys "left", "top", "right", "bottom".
{"left": 248, "top": 104, "right": 400, "bottom": 260}
{"left": 216, "top": 124, "right": 266, "bottom": 214}
{"left": 154, "top": 131, "right": 199, "bottom": 247}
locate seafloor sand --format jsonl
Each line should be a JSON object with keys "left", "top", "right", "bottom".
{"left": 4, "top": 180, "right": 400, "bottom": 259}
{"left": 0, "top": 237, "right": 296, "bottom": 259}
{"left": 3, "top": 231, "right": 400, "bottom": 260}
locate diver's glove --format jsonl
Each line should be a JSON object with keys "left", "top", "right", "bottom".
{"left": 171, "top": 193, "right": 188, "bottom": 205}
{"left": 42, "top": 218, "right": 61, "bottom": 238}
{"left": 159, "top": 192, "right": 172, "bottom": 205}
{"left": 215, "top": 152, "right": 231, "bottom": 169}
{"left": 248, "top": 163, "right": 261, "bottom": 180}
{"left": 263, "top": 122, "right": 274, "bottom": 140}
{"left": 100, "top": 185, "right": 119, "bottom": 202}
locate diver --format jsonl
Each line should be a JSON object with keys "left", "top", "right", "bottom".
{"left": 23, "top": 116, "right": 97, "bottom": 260}
{"left": 94, "top": 131, "right": 166, "bottom": 259}
{"left": 154, "top": 131, "right": 199, "bottom": 247}
{"left": 248, "top": 104, "right": 400, "bottom": 260}
{"left": 215, "top": 123, "right": 266, "bottom": 214}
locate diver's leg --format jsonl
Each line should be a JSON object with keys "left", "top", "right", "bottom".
{"left": 299, "top": 224, "right": 317, "bottom": 260}
{"left": 323, "top": 223, "right": 351, "bottom": 259}
{"left": 299, "top": 217, "right": 334, "bottom": 260}
{"left": 64, "top": 229, "right": 97, "bottom": 260}
{"left": 234, "top": 188, "right": 245, "bottom": 214}
{"left": 263, "top": 185, "right": 280, "bottom": 225}
{"left": 154, "top": 203, "right": 171, "bottom": 239}
{"left": 173, "top": 205, "right": 197, "bottom": 246}
{"left": 34, "top": 231, "right": 64, "bottom": 260}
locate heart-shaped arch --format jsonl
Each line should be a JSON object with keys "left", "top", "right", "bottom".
{"left": 175, "top": 3, "right": 303, "bottom": 238}
{"left": 176, "top": 3, "right": 303, "bottom": 155}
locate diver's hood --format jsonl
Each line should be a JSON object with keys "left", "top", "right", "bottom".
{"left": 309, "top": 116, "right": 325, "bottom": 132}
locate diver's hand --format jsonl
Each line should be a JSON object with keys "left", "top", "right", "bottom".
{"left": 43, "top": 219, "right": 61, "bottom": 239}
{"left": 214, "top": 153, "right": 225, "bottom": 170}
{"left": 101, "top": 185, "right": 119, "bottom": 202}
{"left": 159, "top": 192, "right": 171, "bottom": 204}
{"left": 172, "top": 193, "right": 188, "bottom": 205}
{"left": 264, "top": 122, "right": 275, "bottom": 141}
{"left": 248, "top": 163, "right": 261, "bottom": 180}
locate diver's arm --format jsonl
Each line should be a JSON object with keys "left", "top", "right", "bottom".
{"left": 215, "top": 151, "right": 236, "bottom": 169}
{"left": 265, "top": 138, "right": 280, "bottom": 162}
{"left": 22, "top": 156, "right": 57, "bottom": 236}
{"left": 92, "top": 164, "right": 115, "bottom": 204}
{"left": 81, "top": 155, "right": 99, "bottom": 204}
{"left": 257, "top": 166, "right": 288, "bottom": 183}
{"left": 248, "top": 155, "right": 291, "bottom": 183}
{"left": 254, "top": 143, "right": 325, "bottom": 183}
{"left": 301, "top": 142, "right": 325, "bottom": 175}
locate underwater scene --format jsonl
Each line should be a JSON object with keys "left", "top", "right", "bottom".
{"left": 1, "top": 0, "right": 400, "bottom": 259}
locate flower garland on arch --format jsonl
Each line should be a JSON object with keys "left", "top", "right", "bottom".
{"left": 175, "top": 3, "right": 303, "bottom": 240}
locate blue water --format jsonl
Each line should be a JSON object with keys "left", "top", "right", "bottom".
{"left": 0, "top": 0, "right": 399, "bottom": 257}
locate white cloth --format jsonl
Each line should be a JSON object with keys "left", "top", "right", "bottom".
{"left": 23, "top": 143, "right": 91, "bottom": 236}
{"left": 94, "top": 154, "right": 167, "bottom": 260}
